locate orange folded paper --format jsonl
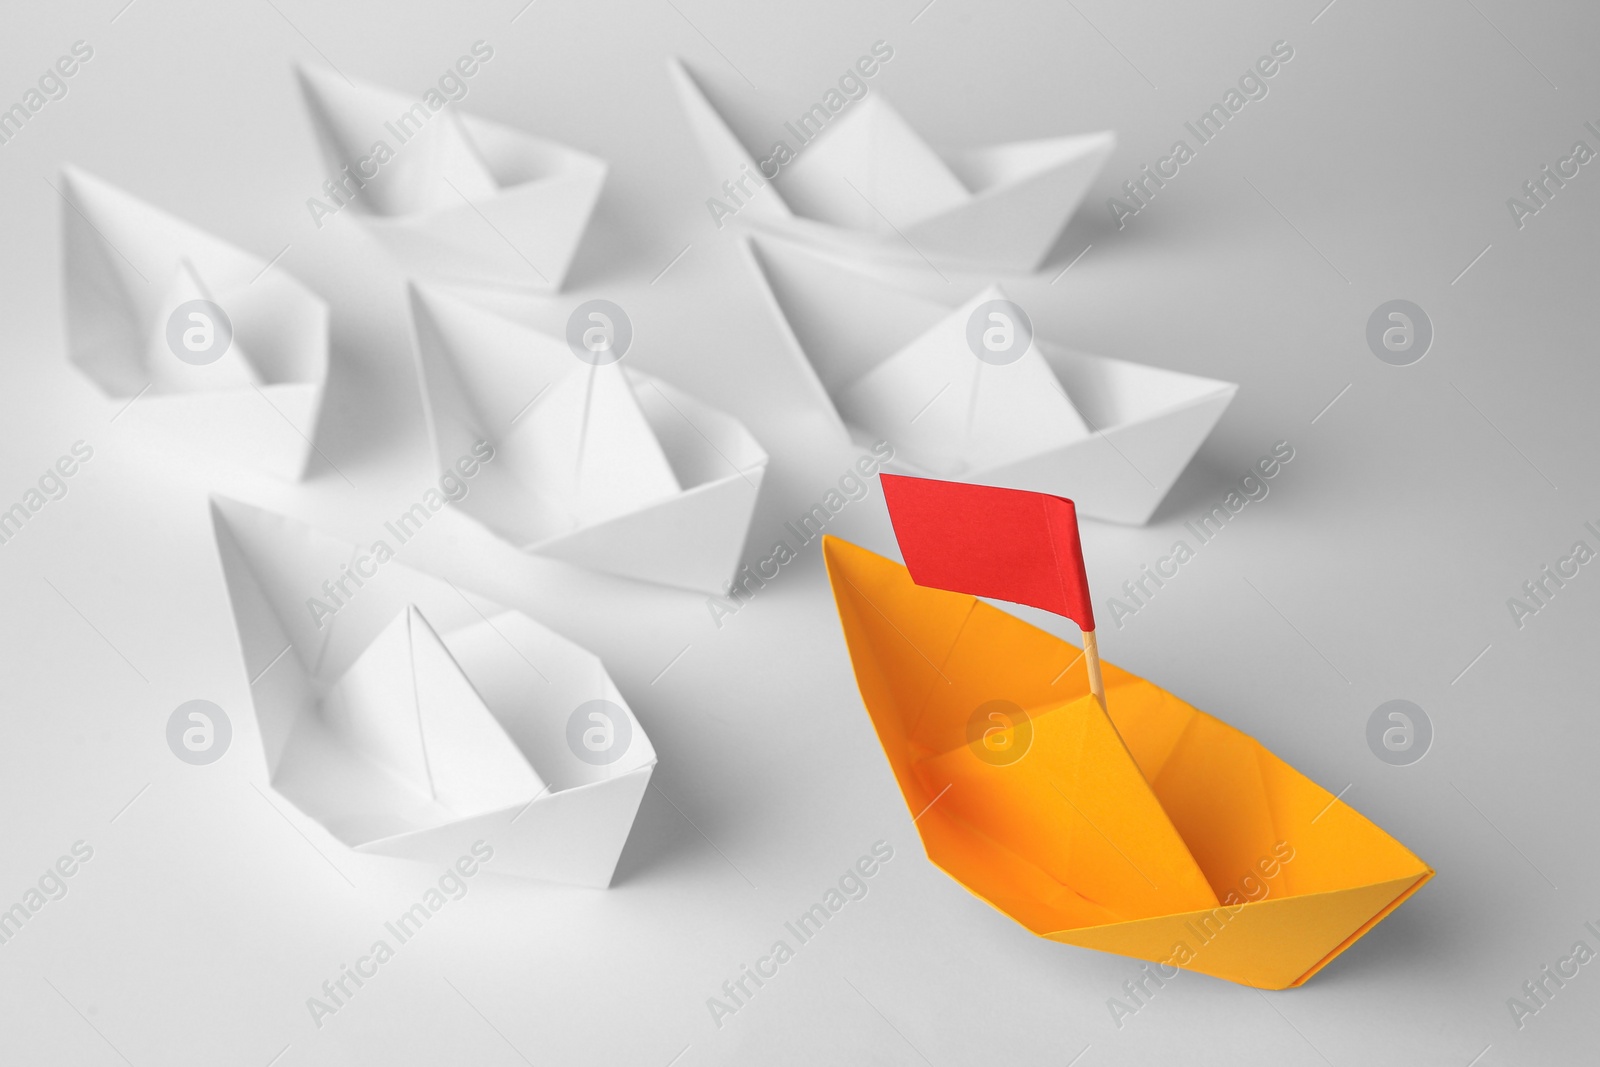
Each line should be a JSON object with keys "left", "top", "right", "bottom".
{"left": 823, "top": 535, "right": 1432, "bottom": 989}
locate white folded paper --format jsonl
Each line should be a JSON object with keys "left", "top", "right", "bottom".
{"left": 408, "top": 284, "right": 768, "bottom": 593}
{"left": 670, "top": 59, "right": 1115, "bottom": 273}
{"left": 744, "top": 237, "right": 1237, "bottom": 525}
{"left": 296, "top": 65, "right": 605, "bottom": 292}
{"left": 59, "top": 167, "right": 328, "bottom": 480}
{"left": 211, "top": 496, "right": 655, "bottom": 887}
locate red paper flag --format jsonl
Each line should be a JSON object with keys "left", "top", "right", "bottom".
{"left": 880, "top": 474, "right": 1096, "bottom": 632}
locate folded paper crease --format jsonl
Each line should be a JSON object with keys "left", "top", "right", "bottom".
{"left": 60, "top": 167, "right": 328, "bottom": 480}
{"left": 670, "top": 58, "right": 1115, "bottom": 272}
{"left": 824, "top": 535, "right": 1431, "bottom": 988}
{"left": 745, "top": 237, "right": 1237, "bottom": 524}
{"left": 297, "top": 64, "right": 605, "bottom": 292}
{"left": 211, "top": 496, "right": 655, "bottom": 886}
{"left": 407, "top": 284, "right": 768, "bottom": 592}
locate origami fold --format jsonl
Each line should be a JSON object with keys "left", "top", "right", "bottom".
{"left": 296, "top": 65, "right": 605, "bottom": 292}
{"left": 746, "top": 237, "right": 1237, "bottom": 524}
{"left": 669, "top": 59, "right": 1115, "bottom": 272}
{"left": 210, "top": 497, "right": 655, "bottom": 887}
{"left": 407, "top": 283, "right": 768, "bottom": 593}
{"left": 823, "top": 535, "right": 1432, "bottom": 989}
{"left": 59, "top": 167, "right": 328, "bottom": 480}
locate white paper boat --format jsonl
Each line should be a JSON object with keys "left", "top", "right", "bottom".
{"left": 744, "top": 237, "right": 1237, "bottom": 525}
{"left": 59, "top": 167, "right": 328, "bottom": 480}
{"left": 407, "top": 284, "right": 768, "bottom": 593}
{"left": 669, "top": 58, "right": 1115, "bottom": 273}
{"left": 296, "top": 65, "right": 605, "bottom": 292}
{"left": 210, "top": 496, "right": 656, "bottom": 887}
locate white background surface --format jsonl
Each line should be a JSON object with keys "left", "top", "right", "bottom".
{"left": 1, "top": 0, "right": 1597, "bottom": 1064}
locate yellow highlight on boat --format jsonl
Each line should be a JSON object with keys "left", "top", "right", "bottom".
{"left": 823, "top": 535, "right": 1432, "bottom": 989}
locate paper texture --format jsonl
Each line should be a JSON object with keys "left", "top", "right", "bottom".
{"left": 407, "top": 284, "right": 768, "bottom": 593}
{"left": 824, "top": 536, "right": 1432, "bottom": 989}
{"left": 880, "top": 474, "right": 1095, "bottom": 631}
{"left": 211, "top": 497, "right": 655, "bottom": 887}
{"left": 670, "top": 59, "right": 1115, "bottom": 272}
{"left": 297, "top": 65, "right": 606, "bottom": 293}
{"left": 745, "top": 237, "right": 1237, "bottom": 525}
{"left": 59, "top": 167, "right": 328, "bottom": 480}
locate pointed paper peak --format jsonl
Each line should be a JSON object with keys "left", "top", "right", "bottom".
{"left": 296, "top": 63, "right": 498, "bottom": 216}
{"left": 209, "top": 496, "right": 656, "bottom": 876}
{"left": 59, "top": 164, "right": 326, "bottom": 404}
{"left": 671, "top": 58, "right": 1117, "bottom": 270}
{"left": 58, "top": 165, "right": 114, "bottom": 216}
{"left": 500, "top": 362, "right": 681, "bottom": 531}
{"left": 320, "top": 603, "right": 543, "bottom": 813}
{"left": 295, "top": 63, "right": 401, "bottom": 153}
{"left": 58, "top": 165, "right": 241, "bottom": 276}
{"left": 408, "top": 286, "right": 682, "bottom": 536}
{"left": 409, "top": 280, "right": 571, "bottom": 374}
{"left": 774, "top": 93, "right": 970, "bottom": 233}
{"left": 664, "top": 57, "right": 790, "bottom": 225}
{"left": 744, "top": 236, "right": 945, "bottom": 390}
{"left": 819, "top": 284, "right": 1088, "bottom": 477}
{"left": 142, "top": 259, "right": 261, "bottom": 393}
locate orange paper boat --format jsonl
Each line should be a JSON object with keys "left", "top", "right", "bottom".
{"left": 824, "top": 535, "right": 1432, "bottom": 989}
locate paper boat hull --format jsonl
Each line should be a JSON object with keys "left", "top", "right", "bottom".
{"left": 357, "top": 766, "right": 653, "bottom": 888}
{"left": 823, "top": 536, "right": 1432, "bottom": 989}
{"left": 669, "top": 58, "right": 1112, "bottom": 273}
{"left": 407, "top": 282, "right": 770, "bottom": 593}
{"left": 738, "top": 129, "right": 1114, "bottom": 274}
{"left": 118, "top": 381, "right": 323, "bottom": 481}
{"left": 745, "top": 235, "right": 1237, "bottom": 524}
{"left": 210, "top": 497, "right": 658, "bottom": 886}
{"left": 59, "top": 168, "right": 330, "bottom": 481}
{"left": 360, "top": 165, "right": 603, "bottom": 294}
{"left": 297, "top": 65, "right": 606, "bottom": 293}
{"left": 904, "top": 131, "right": 1116, "bottom": 272}
{"left": 892, "top": 365, "right": 1237, "bottom": 525}
{"left": 530, "top": 463, "right": 768, "bottom": 593}
{"left": 1048, "top": 874, "right": 1430, "bottom": 990}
